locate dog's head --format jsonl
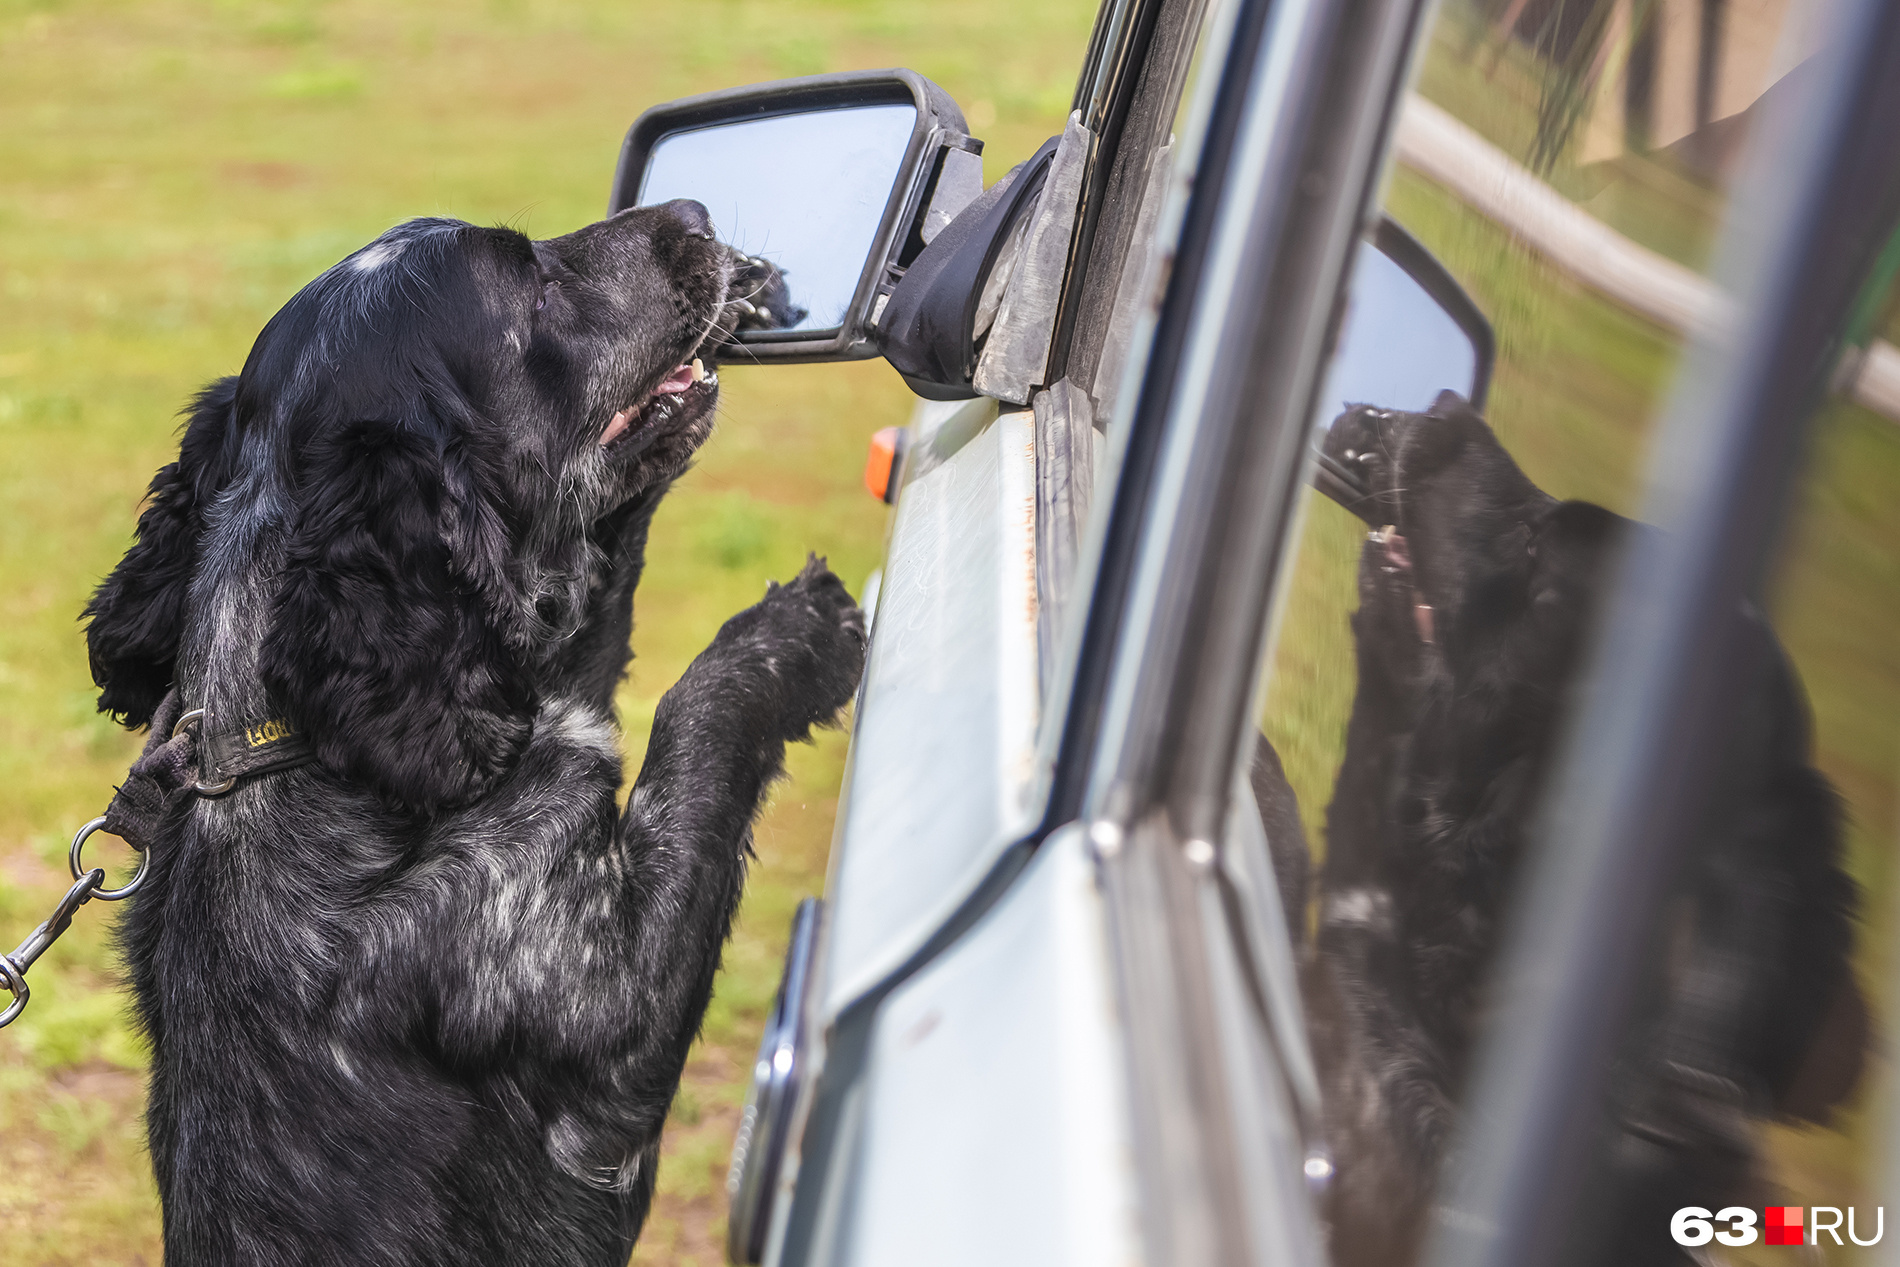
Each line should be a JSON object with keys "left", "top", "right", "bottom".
{"left": 1322, "top": 391, "right": 1625, "bottom": 676}
{"left": 86, "top": 201, "right": 744, "bottom": 811}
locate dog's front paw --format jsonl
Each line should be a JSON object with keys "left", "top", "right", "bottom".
{"left": 718, "top": 554, "right": 866, "bottom": 738}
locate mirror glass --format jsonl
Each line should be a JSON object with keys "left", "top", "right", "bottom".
{"left": 1312, "top": 241, "right": 1480, "bottom": 421}
{"left": 638, "top": 103, "right": 917, "bottom": 335}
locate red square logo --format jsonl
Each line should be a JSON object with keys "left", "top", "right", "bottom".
{"left": 1766, "top": 1206, "right": 1804, "bottom": 1246}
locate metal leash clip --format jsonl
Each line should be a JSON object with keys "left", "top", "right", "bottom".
{"left": 0, "top": 816, "right": 149, "bottom": 1028}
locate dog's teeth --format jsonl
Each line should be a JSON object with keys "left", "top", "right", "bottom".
{"left": 733, "top": 299, "right": 757, "bottom": 316}
{"left": 756, "top": 307, "right": 772, "bottom": 323}
{"left": 690, "top": 358, "right": 704, "bottom": 382}
{"left": 600, "top": 408, "right": 633, "bottom": 448}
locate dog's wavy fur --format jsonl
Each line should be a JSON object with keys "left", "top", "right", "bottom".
{"left": 1305, "top": 393, "right": 1862, "bottom": 1266}
{"left": 83, "top": 206, "right": 865, "bottom": 1264}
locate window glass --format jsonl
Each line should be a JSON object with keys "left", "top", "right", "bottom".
{"left": 1754, "top": 288, "right": 1900, "bottom": 1227}
{"left": 1245, "top": 0, "right": 1898, "bottom": 1259}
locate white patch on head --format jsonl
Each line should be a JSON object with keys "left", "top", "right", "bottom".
{"left": 350, "top": 239, "right": 405, "bottom": 274}
{"left": 291, "top": 219, "right": 462, "bottom": 377}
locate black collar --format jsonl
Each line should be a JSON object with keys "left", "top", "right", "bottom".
{"left": 177, "top": 708, "right": 317, "bottom": 796}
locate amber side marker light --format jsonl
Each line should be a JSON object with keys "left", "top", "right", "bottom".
{"left": 863, "top": 426, "right": 907, "bottom": 504}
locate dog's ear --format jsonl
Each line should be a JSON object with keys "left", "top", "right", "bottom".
{"left": 85, "top": 378, "right": 239, "bottom": 728}
{"left": 260, "top": 420, "right": 535, "bottom": 813}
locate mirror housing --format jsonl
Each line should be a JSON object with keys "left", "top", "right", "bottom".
{"left": 874, "top": 135, "right": 1062, "bottom": 401}
{"left": 610, "top": 69, "right": 982, "bottom": 363}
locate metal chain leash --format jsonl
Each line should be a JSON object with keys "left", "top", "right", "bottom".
{"left": 0, "top": 817, "right": 150, "bottom": 1027}
{"left": 0, "top": 700, "right": 202, "bottom": 1030}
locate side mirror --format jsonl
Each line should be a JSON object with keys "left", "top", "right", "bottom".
{"left": 1311, "top": 217, "right": 1495, "bottom": 508}
{"left": 610, "top": 69, "right": 983, "bottom": 363}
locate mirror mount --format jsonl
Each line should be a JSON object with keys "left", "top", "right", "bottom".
{"left": 875, "top": 136, "right": 1063, "bottom": 401}
{"left": 610, "top": 69, "right": 980, "bottom": 364}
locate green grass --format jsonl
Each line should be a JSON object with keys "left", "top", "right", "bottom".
{"left": 0, "top": 0, "right": 1095, "bottom": 1262}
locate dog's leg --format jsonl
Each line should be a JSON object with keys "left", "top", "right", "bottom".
{"left": 1323, "top": 541, "right": 1428, "bottom": 894}
{"left": 512, "top": 557, "right": 863, "bottom": 1148}
{"left": 520, "top": 557, "right": 860, "bottom": 1216}
{"left": 1249, "top": 736, "right": 1310, "bottom": 940}
{"left": 615, "top": 556, "right": 864, "bottom": 1075}
{"left": 1307, "top": 886, "right": 1454, "bottom": 1267}
{"left": 326, "top": 558, "right": 861, "bottom": 1262}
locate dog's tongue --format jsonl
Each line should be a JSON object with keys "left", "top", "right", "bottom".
{"left": 1378, "top": 528, "right": 1436, "bottom": 643}
{"left": 654, "top": 363, "right": 695, "bottom": 395}
{"left": 598, "top": 363, "right": 704, "bottom": 448}
{"left": 1382, "top": 527, "right": 1413, "bottom": 573}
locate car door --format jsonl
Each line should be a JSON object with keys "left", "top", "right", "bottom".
{"left": 811, "top": 0, "right": 1233, "bottom": 1045}
{"left": 730, "top": 0, "right": 1900, "bottom": 1260}
{"left": 1061, "top": 0, "right": 1900, "bottom": 1263}
{"left": 734, "top": 0, "right": 1257, "bottom": 1262}
{"left": 751, "top": 0, "right": 1424, "bottom": 1261}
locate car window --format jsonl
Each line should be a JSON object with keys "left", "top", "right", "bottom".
{"left": 1240, "top": 0, "right": 1899, "bottom": 1258}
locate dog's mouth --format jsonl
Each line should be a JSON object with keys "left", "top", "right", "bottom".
{"left": 599, "top": 357, "right": 720, "bottom": 451}
{"left": 596, "top": 245, "right": 768, "bottom": 456}
{"left": 1315, "top": 405, "right": 1404, "bottom": 523}
{"left": 1373, "top": 524, "right": 1412, "bottom": 576}
{"left": 1370, "top": 522, "right": 1435, "bottom": 645}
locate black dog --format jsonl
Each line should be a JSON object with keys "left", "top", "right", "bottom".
{"left": 1304, "top": 392, "right": 1862, "bottom": 1266}
{"left": 82, "top": 202, "right": 866, "bottom": 1264}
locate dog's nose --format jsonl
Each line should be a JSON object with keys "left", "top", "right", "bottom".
{"left": 659, "top": 199, "right": 715, "bottom": 239}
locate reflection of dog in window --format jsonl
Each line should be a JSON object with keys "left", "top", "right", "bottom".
{"left": 1303, "top": 392, "right": 1863, "bottom": 1267}
{"left": 84, "top": 204, "right": 864, "bottom": 1264}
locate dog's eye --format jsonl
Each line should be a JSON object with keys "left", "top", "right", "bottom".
{"left": 535, "top": 279, "right": 557, "bottom": 312}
